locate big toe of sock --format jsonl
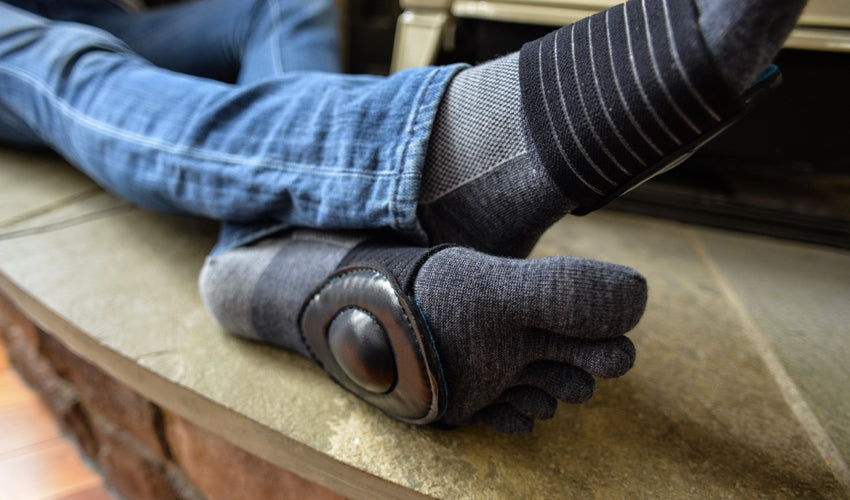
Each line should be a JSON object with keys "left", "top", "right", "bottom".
{"left": 473, "top": 253, "right": 649, "bottom": 340}
{"left": 538, "top": 257, "right": 647, "bottom": 338}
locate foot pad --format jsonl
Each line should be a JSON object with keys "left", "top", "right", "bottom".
{"left": 299, "top": 265, "right": 446, "bottom": 425}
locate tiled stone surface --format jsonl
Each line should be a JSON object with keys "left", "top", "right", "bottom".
{"left": 1, "top": 149, "right": 847, "bottom": 498}
{"left": 699, "top": 230, "right": 850, "bottom": 468}
{"left": 0, "top": 149, "right": 100, "bottom": 228}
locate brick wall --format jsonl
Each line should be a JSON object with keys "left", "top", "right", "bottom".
{"left": 0, "top": 294, "right": 343, "bottom": 500}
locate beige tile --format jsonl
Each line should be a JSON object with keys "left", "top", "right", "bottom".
{"left": 697, "top": 227, "right": 850, "bottom": 467}
{"left": 0, "top": 149, "right": 99, "bottom": 229}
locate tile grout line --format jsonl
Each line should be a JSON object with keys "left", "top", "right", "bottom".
{"left": 686, "top": 228, "right": 850, "bottom": 494}
{"left": 0, "top": 188, "right": 103, "bottom": 230}
{"left": 0, "top": 204, "right": 134, "bottom": 242}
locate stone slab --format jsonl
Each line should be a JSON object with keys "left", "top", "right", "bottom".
{"left": 0, "top": 149, "right": 847, "bottom": 498}
{"left": 0, "top": 149, "right": 100, "bottom": 229}
{"left": 698, "top": 229, "right": 850, "bottom": 468}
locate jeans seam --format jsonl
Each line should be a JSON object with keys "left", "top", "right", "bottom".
{"left": 393, "top": 66, "right": 449, "bottom": 236}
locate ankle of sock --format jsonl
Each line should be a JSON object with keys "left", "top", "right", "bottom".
{"left": 335, "top": 237, "right": 454, "bottom": 294}
{"left": 199, "top": 231, "right": 361, "bottom": 357}
{"left": 418, "top": 54, "right": 575, "bottom": 257}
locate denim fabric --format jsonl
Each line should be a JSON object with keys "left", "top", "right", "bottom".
{"left": 0, "top": 1, "right": 464, "bottom": 253}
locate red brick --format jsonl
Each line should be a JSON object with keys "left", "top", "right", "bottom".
{"left": 164, "top": 410, "right": 344, "bottom": 500}
{"left": 91, "top": 413, "right": 202, "bottom": 500}
{"left": 39, "top": 331, "right": 169, "bottom": 460}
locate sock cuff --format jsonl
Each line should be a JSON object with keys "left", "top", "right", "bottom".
{"left": 519, "top": 0, "right": 745, "bottom": 213}
{"left": 337, "top": 239, "right": 455, "bottom": 295}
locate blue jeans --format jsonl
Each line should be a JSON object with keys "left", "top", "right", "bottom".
{"left": 0, "top": 0, "right": 464, "bottom": 253}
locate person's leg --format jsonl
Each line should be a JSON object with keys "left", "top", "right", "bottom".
{"left": 0, "top": 3, "right": 457, "bottom": 242}
{"left": 0, "top": 0, "right": 139, "bottom": 147}
{"left": 1, "top": 0, "right": 807, "bottom": 252}
{"left": 200, "top": 230, "right": 645, "bottom": 432}
{"left": 0, "top": 0, "right": 140, "bottom": 21}
{"left": 418, "top": 0, "right": 808, "bottom": 257}
{"left": 0, "top": 0, "right": 146, "bottom": 146}
{"left": 4, "top": 0, "right": 340, "bottom": 82}
{"left": 0, "top": 0, "right": 806, "bottom": 432}
{"left": 197, "top": 0, "right": 808, "bottom": 433}
{"left": 78, "top": 0, "right": 341, "bottom": 83}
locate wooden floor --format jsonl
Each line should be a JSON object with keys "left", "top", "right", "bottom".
{"left": 0, "top": 338, "right": 113, "bottom": 500}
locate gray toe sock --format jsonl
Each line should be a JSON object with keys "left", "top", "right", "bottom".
{"left": 199, "top": 233, "right": 646, "bottom": 433}
{"left": 419, "top": 0, "right": 806, "bottom": 258}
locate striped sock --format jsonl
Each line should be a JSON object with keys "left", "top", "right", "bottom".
{"left": 520, "top": 0, "right": 745, "bottom": 214}
{"left": 419, "top": 0, "right": 799, "bottom": 257}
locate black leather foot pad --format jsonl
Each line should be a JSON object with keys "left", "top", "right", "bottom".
{"left": 299, "top": 265, "right": 446, "bottom": 425}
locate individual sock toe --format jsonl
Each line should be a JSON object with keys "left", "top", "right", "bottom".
{"left": 498, "top": 386, "right": 558, "bottom": 420}
{"left": 474, "top": 404, "right": 536, "bottom": 434}
{"left": 521, "top": 258, "right": 648, "bottom": 339}
{"left": 425, "top": 250, "right": 648, "bottom": 340}
{"left": 532, "top": 335, "right": 637, "bottom": 379}
{"left": 518, "top": 362, "right": 596, "bottom": 405}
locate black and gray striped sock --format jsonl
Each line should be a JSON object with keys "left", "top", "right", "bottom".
{"left": 419, "top": 0, "right": 802, "bottom": 257}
